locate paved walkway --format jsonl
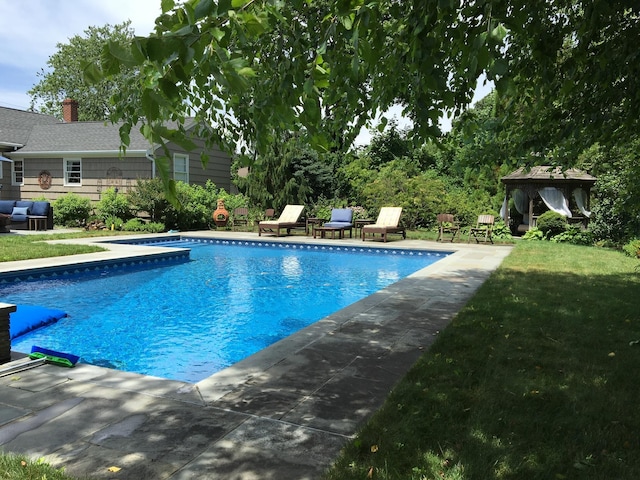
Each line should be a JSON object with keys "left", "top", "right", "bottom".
{"left": 0, "top": 231, "right": 512, "bottom": 479}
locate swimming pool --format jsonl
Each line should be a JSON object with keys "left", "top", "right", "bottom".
{"left": 4, "top": 238, "right": 449, "bottom": 382}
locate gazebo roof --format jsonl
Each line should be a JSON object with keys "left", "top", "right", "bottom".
{"left": 501, "top": 166, "right": 596, "bottom": 186}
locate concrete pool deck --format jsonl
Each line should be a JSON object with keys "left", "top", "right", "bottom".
{"left": 0, "top": 231, "right": 512, "bottom": 479}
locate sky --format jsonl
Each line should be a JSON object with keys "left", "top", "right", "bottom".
{"left": 0, "top": 0, "right": 492, "bottom": 145}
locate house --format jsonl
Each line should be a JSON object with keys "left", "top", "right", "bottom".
{"left": 0, "top": 99, "right": 232, "bottom": 202}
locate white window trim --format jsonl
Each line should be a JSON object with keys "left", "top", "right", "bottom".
{"left": 173, "top": 153, "right": 189, "bottom": 183}
{"left": 64, "top": 158, "right": 83, "bottom": 187}
{"left": 11, "top": 159, "right": 24, "bottom": 186}
{"left": 0, "top": 162, "right": 3, "bottom": 180}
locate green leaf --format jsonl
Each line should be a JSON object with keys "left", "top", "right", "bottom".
{"left": 490, "top": 24, "right": 508, "bottom": 42}
{"left": 107, "top": 40, "right": 137, "bottom": 67}
{"left": 194, "top": 0, "right": 215, "bottom": 19}
{"left": 161, "top": 0, "right": 175, "bottom": 14}
{"left": 82, "top": 61, "right": 103, "bottom": 85}
{"left": 237, "top": 66, "right": 256, "bottom": 77}
{"left": 231, "top": 0, "right": 251, "bottom": 7}
{"left": 141, "top": 89, "right": 161, "bottom": 120}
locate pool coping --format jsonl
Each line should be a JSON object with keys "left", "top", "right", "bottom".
{"left": 0, "top": 231, "right": 513, "bottom": 479}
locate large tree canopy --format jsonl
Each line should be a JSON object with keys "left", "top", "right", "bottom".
{"left": 92, "top": 0, "right": 639, "bottom": 166}
{"left": 30, "top": 22, "right": 137, "bottom": 121}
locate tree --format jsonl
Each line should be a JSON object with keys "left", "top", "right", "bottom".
{"left": 91, "top": 0, "right": 639, "bottom": 169}
{"left": 30, "top": 22, "right": 137, "bottom": 121}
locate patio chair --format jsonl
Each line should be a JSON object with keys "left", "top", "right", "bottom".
{"left": 232, "top": 207, "right": 249, "bottom": 230}
{"left": 264, "top": 208, "right": 275, "bottom": 220}
{"left": 318, "top": 208, "right": 354, "bottom": 238}
{"left": 362, "top": 207, "right": 406, "bottom": 242}
{"left": 468, "top": 214, "right": 495, "bottom": 244}
{"left": 436, "top": 213, "right": 460, "bottom": 242}
{"left": 258, "top": 205, "right": 305, "bottom": 236}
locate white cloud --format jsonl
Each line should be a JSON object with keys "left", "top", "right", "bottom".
{"left": 0, "top": 0, "right": 160, "bottom": 109}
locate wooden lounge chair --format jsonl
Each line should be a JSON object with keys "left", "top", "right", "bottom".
{"left": 436, "top": 213, "right": 460, "bottom": 242}
{"left": 258, "top": 205, "right": 305, "bottom": 237}
{"left": 362, "top": 207, "right": 406, "bottom": 242}
{"left": 468, "top": 214, "right": 495, "bottom": 244}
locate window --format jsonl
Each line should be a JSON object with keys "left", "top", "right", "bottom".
{"left": 12, "top": 160, "right": 24, "bottom": 185}
{"left": 64, "top": 158, "right": 82, "bottom": 186}
{"left": 173, "top": 153, "right": 189, "bottom": 183}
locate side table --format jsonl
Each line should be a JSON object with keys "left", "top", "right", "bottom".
{"left": 306, "top": 217, "right": 325, "bottom": 236}
{"left": 354, "top": 219, "right": 374, "bottom": 238}
{"left": 28, "top": 216, "right": 48, "bottom": 231}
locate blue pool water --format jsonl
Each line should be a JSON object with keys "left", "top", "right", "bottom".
{"left": 4, "top": 239, "right": 447, "bottom": 382}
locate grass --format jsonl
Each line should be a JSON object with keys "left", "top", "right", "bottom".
{"left": 0, "top": 453, "right": 80, "bottom": 480}
{"left": 324, "top": 241, "right": 640, "bottom": 479}
{"left": 0, "top": 230, "right": 140, "bottom": 262}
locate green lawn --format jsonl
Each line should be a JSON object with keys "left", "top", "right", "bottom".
{"left": 325, "top": 241, "right": 640, "bottom": 479}
{"left": 0, "top": 231, "right": 138, "bottom": 262}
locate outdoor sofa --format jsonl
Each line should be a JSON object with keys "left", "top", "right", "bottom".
{"left": 0, "top": 200, "right": 54, "bottom": 232}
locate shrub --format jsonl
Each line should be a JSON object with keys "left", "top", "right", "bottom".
{"left": 536, "top": 211, "right": 568, "bottom": 237}
{"left": 122, "top": 218, "right": 166, "bottom": 233}
{"left": 53, "top": 193, "right": 92, "bottom": 227}
{"left": 522, "top": 227, "right": 544, "bottom": 241}
{"left": 97, "top": 188, "right": 133, "bottom": 221}
{"left": 143, "top": 222, "right": 166, "bottom": 233}
{"left": 491, "top": 221, "right": 512, "bottom": 240}
{"left": 123, "top": 218, "right": 146, "bottom": 231}
{"left": 103, "top": 215, "right": 124, "bottom": 231}
{"left": 551, "top": 226, "right": 595, "bottom": 246}
{"left": 622, "top": 239, "right": 640, "bottom": 258}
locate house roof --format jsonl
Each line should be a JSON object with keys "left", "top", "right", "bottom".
{"left": 501, "top": 166, "right": 597, "bottom": 185}
{"left": 15, "top": 121, "right": 154, "bottom": 156}
{"left": 0, "top": 106, "right": 59, "bottom": 149}
{"left": 0, "top": 104, "right": 200, "bottom": 158}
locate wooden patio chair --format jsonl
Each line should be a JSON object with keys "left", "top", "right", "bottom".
{"left": 468, "top": 214, "right": 495, "bottom": 244}
{"left": 436, "top": 213, "right": 460, "bottom": 242}
{"left": 232, "top": 207, "right": 249, "bottom": 230}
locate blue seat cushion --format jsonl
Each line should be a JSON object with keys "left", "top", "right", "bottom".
{"left": 329, "top": 208, "right": 353, "bottom": 223}
{"left": 0, "top": 200, "right": 15, "bottom": 215}
{"left": 30, "top": 201, "right": 49, "bottom": 216}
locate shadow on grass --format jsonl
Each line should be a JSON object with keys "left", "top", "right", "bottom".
{"left": 326, "top": 247, "right": 640, "bottom": 479}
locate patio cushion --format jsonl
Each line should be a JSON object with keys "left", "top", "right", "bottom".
{"left": 30, "top": 201, "right": 50, "bottom": 216}
{"left": 329, "top": 208, "right": 353, "bottom": 224}
{"left": 0, "top": 200, "right": 15, "bottom": 215}
{"left": 11, "top": 207, "right": 29, "bottom": 217}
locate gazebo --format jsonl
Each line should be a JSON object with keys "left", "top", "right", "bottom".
{"left": 500, "top": 166, "right": 597, "bottom": 233}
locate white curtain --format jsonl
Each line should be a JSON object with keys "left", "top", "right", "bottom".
{"left": 512, "top": 189, "right": 528, "bottom": 215}
{"left": 573, "top": 188, "right": 592, "bottom": 217}
{"left": 500, "top": 196, "right": 507, "bottom": 219}
{"left": 538, "top": 187, "right": 572, "bottom": 218}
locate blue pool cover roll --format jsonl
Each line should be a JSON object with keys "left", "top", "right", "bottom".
{"left": 9, "top": 305, "right": 68, "bottom": 340}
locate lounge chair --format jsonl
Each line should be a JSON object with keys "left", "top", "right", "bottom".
{"left": 436, "top": 213, "right": 460, "bottom": 242}
{"left": 468, "top": 214, "right": 495, "bottom": 244}
{"left": 362, "top": 207, "right": 406, "bottom": 242}
{"left": 258, "top": 205, "right": 305, "bottom": 237}
{"left": 315, "top": 208, "right": 354, "bottom": 239}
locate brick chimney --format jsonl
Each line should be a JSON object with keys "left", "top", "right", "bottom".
{"left": 62, "top": 98, "right": 78, "bottom": 122}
